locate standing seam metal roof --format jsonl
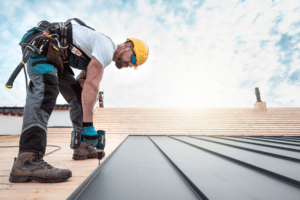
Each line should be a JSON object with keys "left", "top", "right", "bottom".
{"left": 68, "top": 135, "right": 300, "bottom": 200}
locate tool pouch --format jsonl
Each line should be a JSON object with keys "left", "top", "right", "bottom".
{"left": 32, "top": 36, "right": 64, "bottom": 76}
{"left": 46, "top": 40, "right": 64, "bottom": 75}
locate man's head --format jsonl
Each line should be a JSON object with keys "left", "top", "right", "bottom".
{"left": 113, "top": 38, "right": 149, "bottom": 70}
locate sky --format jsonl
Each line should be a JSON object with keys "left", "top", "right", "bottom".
{"left": 0, "top": 0, "right": 300, "bottom": 108}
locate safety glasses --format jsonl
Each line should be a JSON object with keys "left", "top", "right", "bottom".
{"left": 130, "top": 46, "right": 137, "bottom": 66}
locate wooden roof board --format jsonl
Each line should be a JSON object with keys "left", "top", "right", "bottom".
{"left": 0, "top": 128, "right": 127, "bottom": 200}
{"left": 93, "top": 108, "right": 300, "bottom": 135}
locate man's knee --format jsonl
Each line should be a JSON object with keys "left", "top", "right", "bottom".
{"left": 40, "top": 74, "right": 59, "bottom": 116}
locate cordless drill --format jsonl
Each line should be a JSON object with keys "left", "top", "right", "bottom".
{"left": 96, "top": 130, "right": 106, "bottom": 165}
{"left": 70, "top": 129, "right": 106, "bottom": 165}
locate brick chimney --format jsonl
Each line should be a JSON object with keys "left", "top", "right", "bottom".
{"left": 254, "top": 87, "right": 267, "bottom": 111}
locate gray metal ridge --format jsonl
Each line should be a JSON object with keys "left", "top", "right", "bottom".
{"left": 213, "top": 136, "right": 300, "bottom": 152}
{"left": 67, "top": 135, "right": 129, "bottom": 200}
{"left": 230, "top": 136, "right": 300, "bottom": 150}
{"left": 242, "top": 136, "right": 300, "bottom": 146}
{"left": 68, "top": 135, "right": 202, "bottom": 200}
{"left": 170, "top": 136, "right": 300, "bottom": 189}
{"left": 198, "top": 136, "right": 300, "bottom": 160}
{"left": 68, "top": 135, "right": 300, "bottom": 200}
{"left": 190, "top": 136, "right": 300, "bottom": 163}
{"left": 148, "top": 136, "right": 208, "bottom": 200}
{"left": 152, "top": 136, "right": 300, "bottom": 199}
{"left": 254, "top": 136, "right": 300, "bottom": 143}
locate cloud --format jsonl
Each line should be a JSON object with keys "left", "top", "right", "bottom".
{"left": 1, "top": 0, "right": 300, "bottom": 108}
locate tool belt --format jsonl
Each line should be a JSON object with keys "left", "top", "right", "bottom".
{"left": 30, "top": 33, "right": 64, "bottom": 75}
{"left": 6, "top": 18, "right": 94, "bottom": 89}
{"left": 36, "top": 18, "right": 93, "bottom": 75}
{"left": 39, "top": 19, "right": 92, "bottom": 59}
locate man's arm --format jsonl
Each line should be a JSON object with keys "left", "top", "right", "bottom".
{"left": 82, "top": 57, "right": 104, "bottom": 122}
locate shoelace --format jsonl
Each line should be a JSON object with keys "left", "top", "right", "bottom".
{"left": 32, "top": 156, "right": 53, "bottom": 169}
{"left": 39, "top": 159, "right": 53, "bottom": 169}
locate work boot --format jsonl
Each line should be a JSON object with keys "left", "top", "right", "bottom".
{"left": 9, "top": 152, "right": 72, "bottom": 183}
{"left": 72, "top": 140, "right": 97, "bottom": 160}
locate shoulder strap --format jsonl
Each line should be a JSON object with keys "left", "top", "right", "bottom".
{"left": 60, "top": 22, "right": 69, "bottom": 62}
{"left": 37, "top": 19, "right": 93, "bottom": 63}
{"left": 65, "top": 18, "right": 95, "bottom": 31}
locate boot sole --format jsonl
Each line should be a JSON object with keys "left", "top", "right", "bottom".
{"left": 72, "top": 154, "right": 97, "bottom": 160}
{"left": 9, "top": 171, "right": 72, "bottom": 183}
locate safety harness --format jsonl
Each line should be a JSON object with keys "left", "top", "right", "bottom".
{"left": 6, "top": 18, "right": 94, "bottom": 88}
{"left": 38, "top": 18, "right": 94, "bottom": 64}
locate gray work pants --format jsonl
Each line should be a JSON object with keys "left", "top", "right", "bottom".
{"left": 19, "top": 63, "right": 83, "bottom": 155}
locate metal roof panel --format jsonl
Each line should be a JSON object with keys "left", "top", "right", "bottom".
{"left": 69, "top": 135, "right": 300, "bottom": 200}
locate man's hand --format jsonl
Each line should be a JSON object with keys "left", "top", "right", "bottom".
{"left": 76, "top": 70, "right": 86, "bottom": 88}
{"left": 82, "top": 57, "right": 104, "bottom": 122}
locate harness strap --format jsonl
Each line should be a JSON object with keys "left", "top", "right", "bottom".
{"left": 60, "top": 20, "right": 92, "bottom": 63}
{"left": 37, "top": 19, "right": 93, "bottom": 64}
{"left": 59, "top": 22, "right": 69, "bottom": 63}
{"left": 65, "top": 18, "right": 95, "bottom": 31}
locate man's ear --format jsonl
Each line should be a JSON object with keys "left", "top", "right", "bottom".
{"left": 125, "top": 43, "right": 131, "bottom": 48}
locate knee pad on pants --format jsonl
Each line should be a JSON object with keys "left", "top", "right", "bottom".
{"left": 29, "top": 53, "right": 58, "bottom": 75}
{"left": 40, "top": 74, "right": 59, "bottom": 116}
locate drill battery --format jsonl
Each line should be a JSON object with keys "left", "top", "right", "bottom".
{"left": 70, "top": 129, "right": 82, "bottom": 149}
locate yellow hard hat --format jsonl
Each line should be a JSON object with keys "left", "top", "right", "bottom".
{"left": 127, "top": 38, "right": 149, "bottom": 70}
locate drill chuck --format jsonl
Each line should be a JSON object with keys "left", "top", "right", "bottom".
{"left": 96, "top": 148, "right": 105, "bottom": 160}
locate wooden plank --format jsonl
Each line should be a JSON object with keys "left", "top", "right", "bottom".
{"left": 0, "top": 131, "right": 127, "bottom": 200}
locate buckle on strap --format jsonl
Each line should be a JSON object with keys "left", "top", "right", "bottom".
{"left": 69, "top": 44, "right": 90, "bottom": 61}
{"left": 71, "top": 46, "right": 82, "bottom": 57}
{"left": 59, "top": 22, "right": 68, "bottom": 60}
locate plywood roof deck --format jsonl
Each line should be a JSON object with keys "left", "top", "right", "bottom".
{"left": 0, "top": 129, "right": 128, "bottom": 200}
{"left": 1, "top": 107, "right": 300, "bottom": 199}
{"left": 94, "top": 108, "right": 300, "bottom": 135}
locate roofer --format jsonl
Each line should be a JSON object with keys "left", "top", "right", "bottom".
{"left": 9, "top": 19, "right": 149, "bottom": 183}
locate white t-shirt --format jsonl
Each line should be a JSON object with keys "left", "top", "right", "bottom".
{"left": 72, "top": 24, "right": 117, "bottom": 69}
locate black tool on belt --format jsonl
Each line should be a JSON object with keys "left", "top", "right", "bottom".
{"left": 5, "top": 31, "right": 60, "bottom": 88}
